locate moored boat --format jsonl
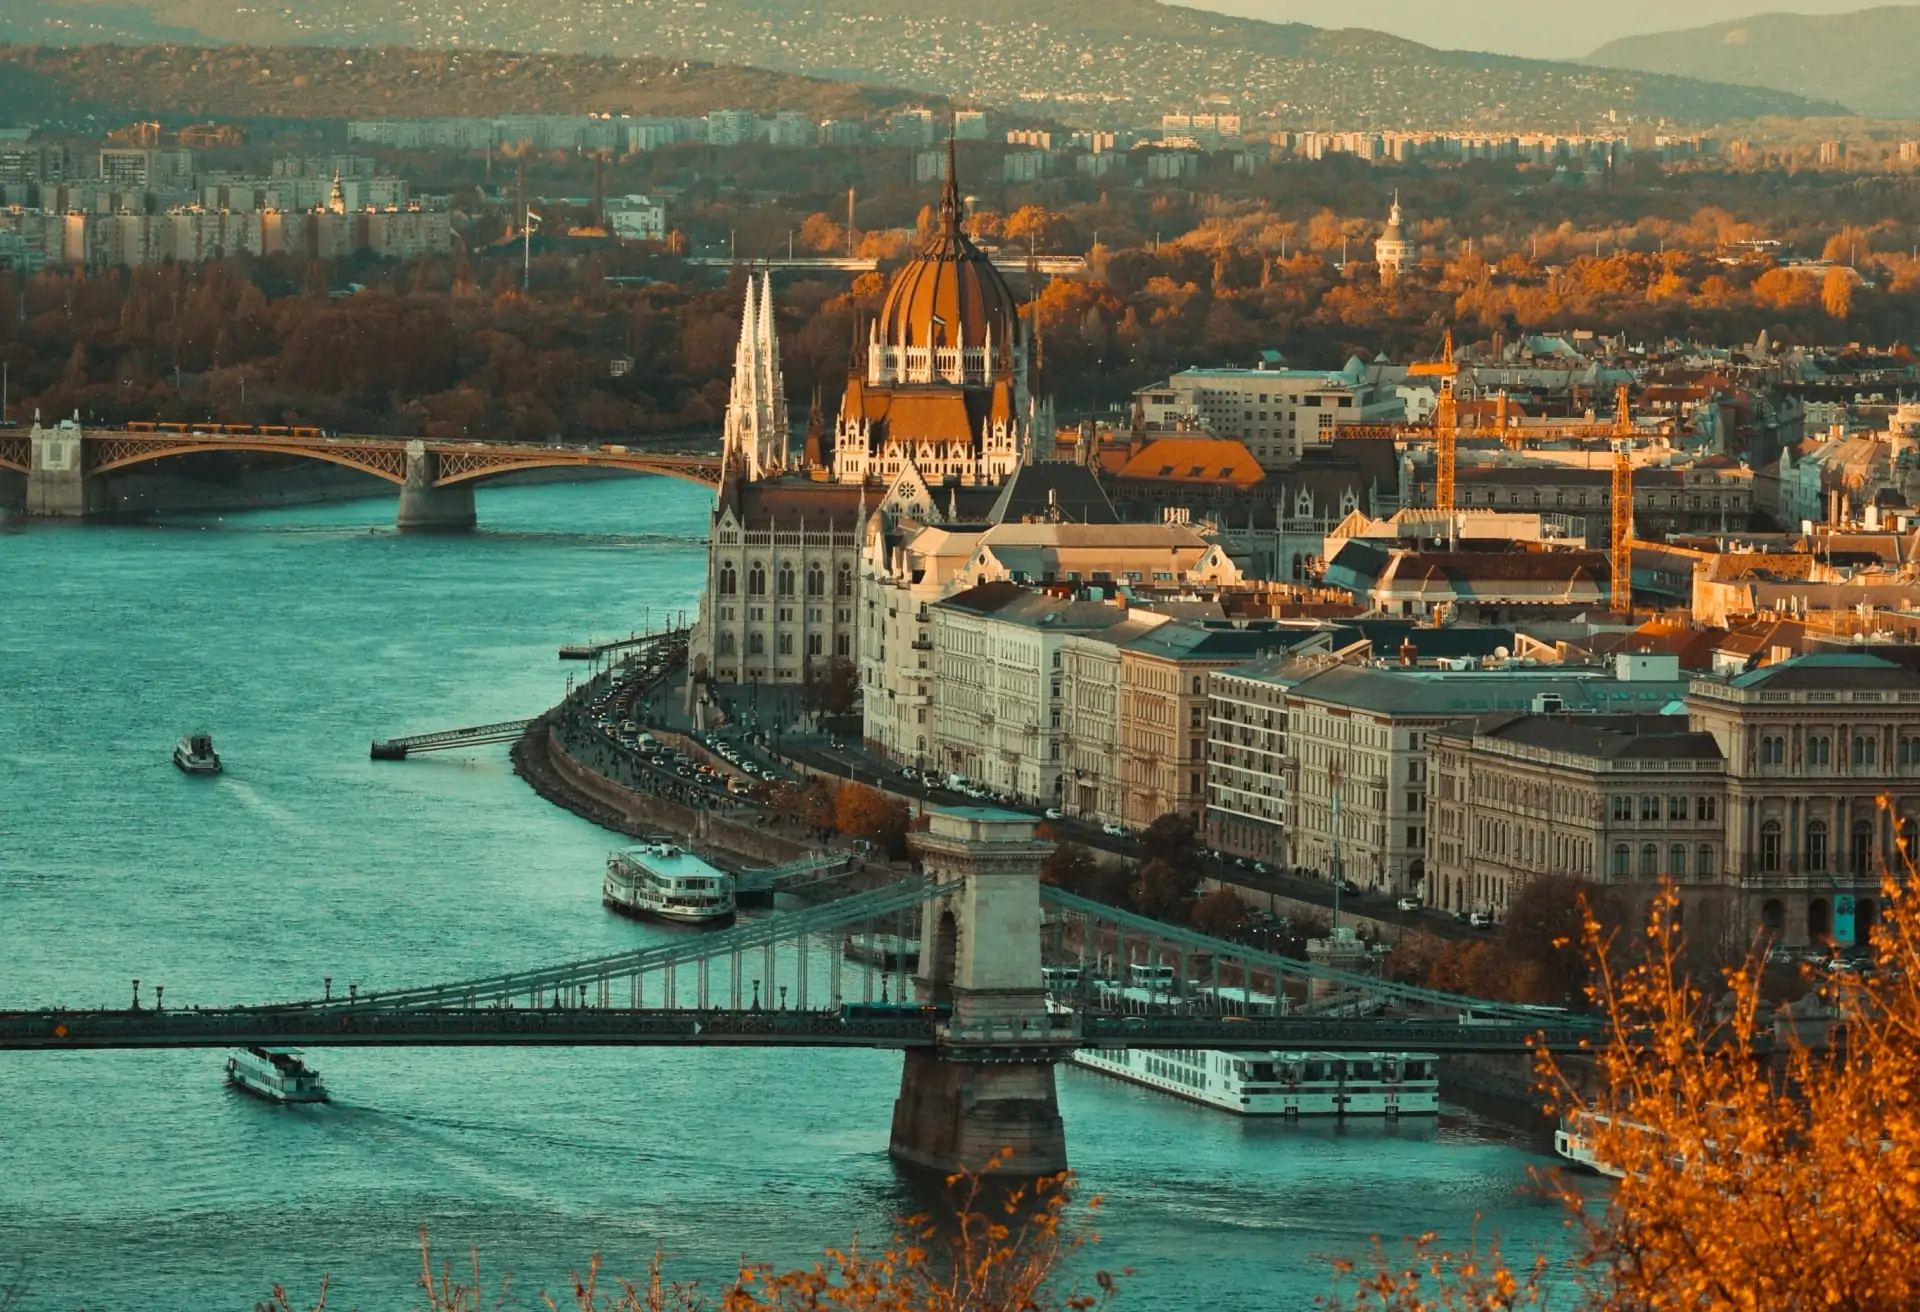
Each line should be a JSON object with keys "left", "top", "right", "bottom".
{"left": 225, "top": 1047, "right": 328, "bottom": 1103}
{"left": 604, "top": 843, "right": 737, "bottom": 926}
{"left": 174, "top": 733, "right": 222, "bottom": 775}
{"left": 1070, "top": 1044, "right": 1440, "bottom": 1117}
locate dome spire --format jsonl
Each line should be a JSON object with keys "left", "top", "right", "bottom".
{"left": 938, "top": 130, "right": 961, "bottom": 236}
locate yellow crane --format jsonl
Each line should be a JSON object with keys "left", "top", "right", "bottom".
{"left": 1611, "top": 436, "right": 1634, "bottom": 614}
{"left": 1406, "top": 329, "right": 1462, "bottom": 515}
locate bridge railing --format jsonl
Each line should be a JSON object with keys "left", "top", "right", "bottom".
{"left": 288, "top": 877, "right": 959, "bottom": 1015}
{"left": 1039, "top": 886, "right": 1602, "bottom": 1027}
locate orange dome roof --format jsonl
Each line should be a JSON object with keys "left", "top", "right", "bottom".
{"left": 876, "top": 147, "right": 1020, "bottom": 355}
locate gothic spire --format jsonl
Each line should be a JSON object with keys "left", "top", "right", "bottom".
{"left": 937, "top": 131, "right": 961, "bottom": 237}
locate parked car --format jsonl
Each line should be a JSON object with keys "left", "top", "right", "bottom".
{"left": 1101, "top": 822, "right": 1126, "bottom": 837}
{"left": 1469, "top": 911, "right": 1493, "bottom": 929}
{"left": 1396, "top": 896, "right": 1422, "bottom": 912}
{"left": 1337, "top": 878, "right": 1361, "bottom": 896}
{"left": 1044, "top": 807, "right": 1063, "bottom": 820}
{"left": 1251, "top": 862, "right": 1270, "bottom": 875}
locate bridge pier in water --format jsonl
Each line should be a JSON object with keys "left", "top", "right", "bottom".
{"left": 25, "top": 418, "right": 105, "bottom": 519}
{"left": 395, "top": 441, "right": 476, "bottom": 532}
{"left": 889, "top": 808, "right": 1068, "bottom": 1177}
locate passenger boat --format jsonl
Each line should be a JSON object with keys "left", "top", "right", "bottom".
{"left": 173, "top": 732, "right": 222, "bottom": 775}
{"left": 1554, "top": 1111, "right": 1634, "bottom": 1179}
{"left": 604, "top": 843, "right": 737, "bottom": 926}
{"left": 1071, "top": 1045, "right": 1440, "bottom": 1117}
{"left": 1048, "top": 972, "right": 1438, "bottom": 1117}
{"left": 225, "top": 1047, "right": 328, "bottom": 1104}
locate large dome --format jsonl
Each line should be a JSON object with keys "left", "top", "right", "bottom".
{"left": 875, "top": 149, "right": 1021, "bottom": 355}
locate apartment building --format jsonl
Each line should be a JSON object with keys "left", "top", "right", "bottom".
{"left": 1203, "top": 652, "right": 1298, "bottom": 864}
{"left": 1061, "top": 615, "right": 1172, "bottom": 826}
{"left": 1116, "top": 625, "right": 1296, "bottom": 832}
{"left": 1425, "top": 713, "right": 1726, "bottom": 918}
{"left": 1134, "top": 358, "right": 1404, "bottom": 469}
{"left": 1283, "top": 656, "right": 1688, "bottom": 897}
{"left": 929, "top": 586, "right": 1139, "bottom": 802}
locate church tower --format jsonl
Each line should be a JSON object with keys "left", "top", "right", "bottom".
{"left": 721, "top": 272, "right": 791, "bottom": 482}
{"left": 1376, "top": 192, "right": 1413, "bottom": 286}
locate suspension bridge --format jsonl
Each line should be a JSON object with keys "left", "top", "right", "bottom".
{"left": 0, "top": 809, "right": 1602, "bottom": 1173}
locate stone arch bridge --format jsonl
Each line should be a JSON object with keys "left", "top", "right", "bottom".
{"left": 0, "top": 420, "right": 723, "bottom": 529}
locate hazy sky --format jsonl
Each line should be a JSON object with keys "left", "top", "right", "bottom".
{"left": 1179, "top": 0, "right": 1875, "bottom": 59}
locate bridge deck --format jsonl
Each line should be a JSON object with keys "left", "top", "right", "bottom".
{"left": 0, "top": 1007, "right": 1599, "bottom": 1054}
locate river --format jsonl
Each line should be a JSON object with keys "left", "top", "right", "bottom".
{"left": 0, "top": 479, "right": 1583, "bottom": 1310}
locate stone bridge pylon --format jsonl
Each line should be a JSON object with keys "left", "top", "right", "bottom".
{"left": 888, "top": 808, "right": 1069, "bottom": 1176}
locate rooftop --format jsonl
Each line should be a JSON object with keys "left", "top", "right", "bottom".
{"left": 1438, "top": 712, "right": 1722, "bottom": 764}
{"left": 1286, "top": 664, "right": 1687, "bottom": 717}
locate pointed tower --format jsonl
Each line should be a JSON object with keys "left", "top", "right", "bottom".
{"left": 1376, "top": 190, "right": 1412, "bottom": 286}
{"left": 758, "top": 271, "right": 790, "bottom": 472}
{"left": 721, "top": 272, "right": 790, "bottom": 482}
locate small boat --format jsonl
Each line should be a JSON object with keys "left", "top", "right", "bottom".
{"left": 174, "top": 733, "right": 222, "bottom": 775}
{"left": 225, "top": 1047, "right": 328, "bottom": 1104}
{"left": 604, "top": 842, "right": 737, "bottom": 927}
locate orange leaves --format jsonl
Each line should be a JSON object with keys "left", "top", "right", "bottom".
{"left": 1354, "top": 857, "right": 1920, "bottom": 1311}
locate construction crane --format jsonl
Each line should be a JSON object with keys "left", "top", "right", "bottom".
{"left": 1406, "top": 329, "right": 1462, "bottom": 515}
{"left": 1611, "top": 436, "right": 1634, "bottom": 614}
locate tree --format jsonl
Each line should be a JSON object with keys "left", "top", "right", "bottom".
{"left": 1040, "top": 841, "right": 1098, "bottom": 893}
{"left": 1042, "top": 841, "right": 1130, "bottom": 905}
{"left": 834, "top": 782, "right": 909, "bottom": 857}
{"left": 1137, "top": 812, "right": 1201, "bottom": 871}
{"left": 1129, "top": 857, "right": 1198, "bottom": 921}
{"left": 801, "top": 657, "right": 859, "bottom": 718}
{"left": 1188, "top": 888, "right": 1252, "bottom": 939}
{"left": 1338, "top": 868, "right": 1920, "bottom": 1311}
{"left": 1822, "top": 265, "right": 1854, "bottom": 320}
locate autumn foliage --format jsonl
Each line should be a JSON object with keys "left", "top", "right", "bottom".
{"left": 1339, "top": 856, "right": 1920, "bottom": 1311}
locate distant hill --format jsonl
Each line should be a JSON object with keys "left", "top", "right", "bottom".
{"left": 0, "top": 44, "right": 929, "bottom": 126}
{"left": 1587, "top": 6, "right": 1920, "bottom": 119}
{"left": 0, "top": 0, "right": 1846, "bottom": 128}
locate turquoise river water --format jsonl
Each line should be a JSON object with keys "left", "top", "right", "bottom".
{"left": 0, "top": 478, "right": 1583, "bottom": 1310}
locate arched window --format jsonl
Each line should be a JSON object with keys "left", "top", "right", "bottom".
{"left": 806, "top": 564, "right": 825, "bottom": 596}
{"left": 1760, "top": 820, "right": 1782, "bottom": 872}
{"left": 748, "top": 632, "right": 764, "bottom": 655}
{"left": 777, "top": 563, "right": 796, "bottom": 597}
{"left": 836, "top": 565, "right": 854, "bottom": 597}
{"left": 1698, "top": 843, "right": 1714, "bottom": 878}
{"left": 1807, "top": 735, "right": 1829, "bottom": 767}
{"left": 1670, "top": 844, "right": 1688, "bottom": 879}
{"left": 718, "top": 563, "right": 737, "bottom": 595}
{"left": 1853, "top": 734, "right": 1878, "bottom": 768}
{"left": 1639, "top": 843, "right": 1659, "bottom": 879}
{"left": 717, "top": 632, "right": 735, "bottom": 655}
{"left": 746, "top": 562, "right": 767, "bottom": 596}
{"left": 1851, "top": 818, "right": 1873, "bottom": 875}
{"left": 1806, "top": 819, "right": 1829, "bottom": 871}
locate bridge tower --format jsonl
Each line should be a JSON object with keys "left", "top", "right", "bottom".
{"left": 25, "top": 413, "right": 103, "bottom": 518}
{"left": 889, "top": 807, "right": 1068, "bottom": 1176}
{"left": 396, "top": 440, "right": 476, "bottom": 532}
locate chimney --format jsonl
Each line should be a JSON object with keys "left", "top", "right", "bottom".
{"left": 1398, "top": 638, "right": 1417, "bottom": 666}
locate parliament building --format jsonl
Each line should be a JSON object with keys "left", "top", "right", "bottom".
{"left": 692, "top": 148, "right": 1048, "bottom": 689}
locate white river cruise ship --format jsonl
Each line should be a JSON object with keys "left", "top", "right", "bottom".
{"left": 1048, "top": 965, "right": 1439, "bottom": 1117}
{"left": 604, "top": 843, "right": 737, "bottom": 927}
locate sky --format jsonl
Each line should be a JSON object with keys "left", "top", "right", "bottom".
{"left": 1177, "top": 0, "right": 1875, "bottom": 60}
